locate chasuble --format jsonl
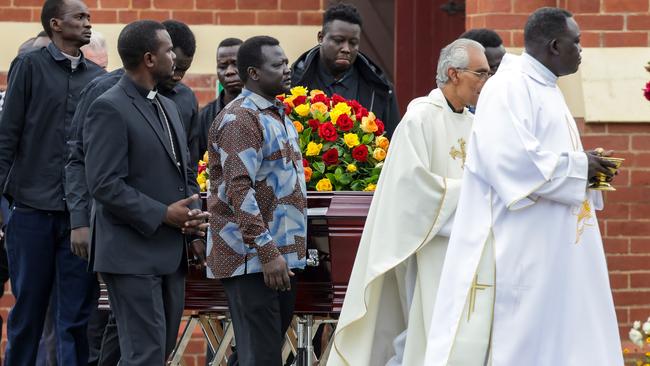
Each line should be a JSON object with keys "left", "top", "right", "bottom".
{"left": 328, "top": 88, "right": 472, "bottom": 366}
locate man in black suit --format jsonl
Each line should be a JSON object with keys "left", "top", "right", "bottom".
{"left": 83, "top": 20, "right": 209, "bottom": 365}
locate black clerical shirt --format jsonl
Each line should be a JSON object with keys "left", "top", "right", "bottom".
{"left": 0, "top": 43, "right": 104, "bottom": 211}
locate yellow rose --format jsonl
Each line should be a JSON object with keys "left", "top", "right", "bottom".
{"left": 284, "top": 95, "right": 296, "bottom": 107}
{"left": 373, "top": 147, "right": 387, "bottom": 161}
{"left": 197, "top": 172, "right": 207, "bottom": 186}
{"left": 343, "top": 133, "right": 360, "bottom": 148}
{"left": 304, "top": 167, "right": 313, "bottom": 182}
{"left": 333, "top": 102, "right": 352, "bottom": 115}
{"left": 294, "top": 103, "right": 310, "bottom": 117}
{"left": 329, "top": 109, "right": 343, "bottom": 125}
{"left": 293, "top": 121, "right": 304, "bottom": 133}
{"left": 376, "top": 136, "right": 389, "bottom": 150}
{"left": 290, "top": 86, "right": 308, "bottom": 97}
{"left": 310, "top": 102, "right": 328, "bottom": 115}
{"left": 202, "top": 151, "right": 209, "bottom": 163}
{"left": 306, "top": 142, "right": 323, "bottom": 156}
{"left": 363, "top": 183, "right": 377, "bottom": 191}
{"left": 316, "top": 178, "right": 333, "bottom": 191}
{"left": 347, "top": 164, "right": 357, "bottom": 173}
{"left": 309, "top": 89, "right": 325, "bottom": 97}
{"left": 360, "top": 116, "right": 379, "bottom": 133}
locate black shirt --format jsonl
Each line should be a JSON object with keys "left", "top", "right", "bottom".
{"left": 0, "top": 43, "right": 104, "bottom": 211}
{"left": 160, "top": 83, "right": 201, "bottom": 166}
{"left": 317, "top": 60, "right": 359, "bottom": 100}
{"left": 197, "top": 90, "right": 227, "bottom": 158}
{"left": 66, "top": 68, "right": 123, "bottom": 228}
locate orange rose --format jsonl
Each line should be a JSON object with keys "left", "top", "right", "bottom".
{"left": 293, "top": 121, "right": 304, "bottom": 133}
{"left": 304, "top": 166, "right": 313, "bottom": 182}
{"left": 310, "top": 102, "right": 328, "bottom": 115}
{"left": 376, "top": 136, "right": 389, "bottom": 150}
{"left": 373, "top": 147, "right": 387, "bottom": 161}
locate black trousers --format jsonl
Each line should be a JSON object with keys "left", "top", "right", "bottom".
{"left": 101, "top": 267, "right": 185, "bottom": 366}
{"left": 221, "top": 273, "right": 297, "bottom": 366}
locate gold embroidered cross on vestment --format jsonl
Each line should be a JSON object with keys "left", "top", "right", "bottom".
{"left": 574, "top": 199, "right": 594, "bottom": 244}
{"left": 450, "top": 138, "right": 467, "bottom": 168}
{"left": 468, "top": 274, "right": 492, "bottom": 321}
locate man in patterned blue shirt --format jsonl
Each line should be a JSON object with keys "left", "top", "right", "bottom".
{"left": 207, "top": 36, "right": 307, "bottom": 366}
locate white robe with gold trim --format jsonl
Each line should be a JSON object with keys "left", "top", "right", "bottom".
{"left": 424, "top": 53, "right": 623, "bottom": 366}
{"left": 327, "top": 88, "right": 473, "bottom": 366}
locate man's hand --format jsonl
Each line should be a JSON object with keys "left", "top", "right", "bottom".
{"left": 70, "top": 226, "right": 90, "bottom": 259}
{"left": 164, "top": 194, "right": 201, "bottom": 228}
{"left": 262, "top": 255, "right": 294, "bottom": 291}
{"left": 189, "top": 238, "right": 207, "bottom": 267}
{"left": 0, "top": 210, "right": 4, "bottom": 239}
{"left": 181, "top": 208, "right": 210, "bottom": 237}
{"left": 586, "top": 151, "right": 617, "bottom": 183}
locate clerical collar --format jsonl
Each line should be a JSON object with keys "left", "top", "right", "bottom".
{"left": 132, "top": 81, "right": 157, "bottom": 100}
{"left": 521, "top": 52, "right": 558, "bottom": 86}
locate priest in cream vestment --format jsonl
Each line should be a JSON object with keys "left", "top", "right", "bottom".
{"left": 424, "top": 9, "right": 623, "bottom": 366}
{"left": 328, "top": 39, "right": 490, "bottom": 366}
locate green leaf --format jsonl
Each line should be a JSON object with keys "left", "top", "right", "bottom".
{"left": 350, "top": 180, "right": 364, "bottom": 191}
{"left": 362, "top": 133, "right": 374, "bottom": 145}
{"left": 335, "top": 167, "right": 343, "bottom": 177}
{"left": 326, "top": 173, "right": 337, "bottom": 183}
{"left": 338, "top": 174, "right": 352, "bottom": 185}
{"left": 313, "top": 161, "right": 325, "bottom": 174}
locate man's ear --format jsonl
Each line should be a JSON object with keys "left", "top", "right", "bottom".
{"left": 143, "top": 52, "right": 155, "bottom": 68}
{"left": 317, "top": 30, "right": 323, "bottom": 44}
{"left": 248, "top": 66, "right": 259, "bottom": 81}
{"left": 50, "top": 18, "right": 61, "bottom": 35}
{"left": 549, "top": 39, "right": 560, "bottom": 56}
{"left": 447, "top": 68, "right": 459, "bottom": 84}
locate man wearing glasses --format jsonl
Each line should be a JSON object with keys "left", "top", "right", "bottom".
{"left": 330, "top": 38, "right": 489, "bottom": 366}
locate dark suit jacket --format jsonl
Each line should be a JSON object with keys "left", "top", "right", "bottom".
{"left": 84, "top": 75, "right": 200, "bottom": 275}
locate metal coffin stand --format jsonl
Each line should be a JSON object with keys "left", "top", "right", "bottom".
{"left": 169, "top": 191, "right": 372, "bottom": 366}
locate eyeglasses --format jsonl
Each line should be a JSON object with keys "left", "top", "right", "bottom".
{"left": 457, "top": 68, "right": 491, "bottom": 80}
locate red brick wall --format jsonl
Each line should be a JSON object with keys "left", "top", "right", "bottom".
{"left": 0, "top": 0, "right": 325, "bottom": 25}
{"left": 467, "top": 0, "right": 650, "bottom": 47}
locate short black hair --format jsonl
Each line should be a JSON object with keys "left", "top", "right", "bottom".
{"left": 237, "top": 36, "right": 280, "bottom": 83}
{"left": 460, "top": 28, "right": 503, "bottom": 48}
{"left": 41, "top": 0, "right": 66, "bottom": 38}
{"left": 162, "top": 20, "right": 196, "bottom": 58}
{"left": 218, "top": 37, "right": 243, "bottom": 50}
{"left": 118, "top": 20, "right": 167, "bottom": 70}
{"left": 322, "top": 3, "right": 363, "bottom": 32}
{"left": 524, "top": 7, "right": 573, "bottom": 47}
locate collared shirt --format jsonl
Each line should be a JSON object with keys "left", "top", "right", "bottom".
{"left": 66, "top": 68, "right": 124, "bottom": 228}
{"left": 206, "top": 88, "right": 307, "bottom": 279}
{"left": 198, "top": 90, "right": 226, "bottom": 157}
{"left": 160, "top": 82, "right": 201, "bottom": 166}
{"left": 317, "top": 60, "right": 359, "bottom": 100}
{"left": 0, "top": 43, "right": 104, "bottom": 211}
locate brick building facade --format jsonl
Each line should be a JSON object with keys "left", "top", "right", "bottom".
{"left": 0, "top": 0, "right": 649, "bottom": 364}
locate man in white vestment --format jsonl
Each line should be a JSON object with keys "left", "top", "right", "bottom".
{"left": 327, "top": 39, "right": 490, "bottom": 366}
{"left": 424, "top": 8, "right": 623, "bottom": 366}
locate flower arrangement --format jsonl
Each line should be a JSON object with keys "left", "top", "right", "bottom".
{"left": 279, "top": 86, "right": 389, "bottom": 191}
{"left": 625, "top": 318, "right": 650, "bottom": 365}
{"left": 197, "top": 151, "right": 209, "bottom": 192}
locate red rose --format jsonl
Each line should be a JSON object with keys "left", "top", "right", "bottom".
{"left": 355, "top": 107, "right": 369, "bottom": 120}
{"left": 352, "top": 145, "right": 369, "bottom": 162}
{"left": 332, "top": 94, "right": 346, "bottom": 105}
{"left": 322, "top": 148, "right": 339, "bottom": 166}
{"left": 284, "top": 104, "right": 292, "bottom": 115}
{"left": 347, "top": 99, "right": 362, "bottom": 112}
{"left": 311, "top": 93, "right": 330, "bottom": 106}
{"left": 318, "top": 122, "right": 338, "bottom": 142}
{"left": 645, "top": 81, "right": 650, "bottom": 101}
{"left": 308, "top": 119, "right": 320, "bottom": 131}
{"left": 374, "top": 119, "right": 385, "bottom": 136}
{"left": 293, "top": 95, "right": 307, "bottom": 106}
{"left": 276, "top": 95, "right": 285, "bottom": 102}
{"left": 336, "top": 114, "right": 354, "bottom": 132}
{"left": 302, "top": 159, "right": 309, "bottom": 167}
